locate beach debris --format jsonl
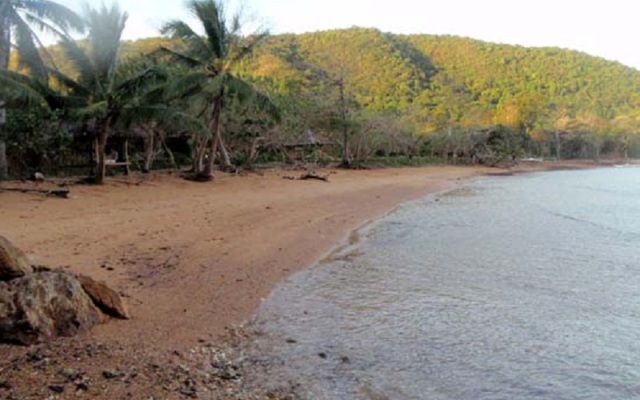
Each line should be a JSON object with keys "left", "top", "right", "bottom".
{"left": 31, "top": 172, "right": 45, "bottom": 182}
{"left": 282, "top": 171, "right": 330, "bottom": 182}
{"left": 0, "top": 186, "right": 70, "bottom": 198}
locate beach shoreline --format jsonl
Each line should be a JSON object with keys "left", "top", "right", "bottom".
{"left": 0, "top": 161, "right": 616, "bottom": 398}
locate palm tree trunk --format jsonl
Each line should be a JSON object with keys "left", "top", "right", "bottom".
{"left": 123, "top": 139, "right": 130, "bottom": 176}
{"left": 0, "top": 140, "right": 7, "bottom": 180}
{"left": 0, "top": 18, "right": 11, "bottom": 180}
{"left": 217, "top": 134, "right": 234, "bottom": 172}
{"left": 337, "top": 78, "right": 351, "bottom": 168}
{"left": 0, "top": 18, "right": 10, "bottom": 69}
{"left": 201, "top": 97, "right": 223, "bottom": 180}
{"left": 95, "top": 118, "right": 111, "bottom": 184}
{"left": 158, "top": 131, "right": 178, "bottom": 170}
{"left": 193, "top": 135, "right": 207, "bottom": 174}
{"left": 142, "top": 128, "right": 155, "bottom": 173}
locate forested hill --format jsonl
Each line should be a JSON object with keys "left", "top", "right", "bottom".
{"left": 48, "top": 28, "right": 640, "bottom": 137}
{"left": 231, "top": 28, "right": 640, "bottom": 135}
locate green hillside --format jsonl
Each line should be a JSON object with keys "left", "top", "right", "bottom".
{"left": 234, "top": 28, "right": 640, "bottom": 138}
{"left": 7, "top": 27, "right": 640, "bottom": 178}
{"left": 40, "top": 27, "right": 640, "bottom": 138}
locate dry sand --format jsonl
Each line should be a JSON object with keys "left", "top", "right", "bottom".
{"left": 0, "top": 162, "right": 602, "bottom": 398}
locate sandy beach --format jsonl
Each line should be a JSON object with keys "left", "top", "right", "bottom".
{"left": 0, "top": 162, "right": 602, "bottom": 398}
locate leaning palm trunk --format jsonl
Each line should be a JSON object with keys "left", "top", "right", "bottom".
{"left": 192, "top": 134, "right": 208, "bottom": 173}
{"left": 0, "top": 18, "right": 10, "bottom": 68}
{"left": 217, "top": 133, "right": 234, "bottom": 172}
{"left": 0, "top": 19, "right": 10, "bottom": 179}
{"left": 157, "top": 131, "right": 177, "bottom": 169}
{"left": 200, "top": 97, "right": 223, "bottom": 180}
{"left": 0, "top": 141, "right": 7, "bottom": 180}
{"left": 95, "top": 117, "right": 111, "bottom": 184}
{"left": 140, "top": 127, "right": 155, "bottom": 173}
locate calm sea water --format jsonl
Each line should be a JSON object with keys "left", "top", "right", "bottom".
{"left": 244, "top": 167, "right": 640, "bottom": 400}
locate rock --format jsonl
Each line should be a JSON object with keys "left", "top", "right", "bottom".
{"left": 48, "top": 384, "right": 65, "bottom": 394}
{"left": 0, "top": 271, "right": 105, "bottom": 345}
{"left": 0, "top": 236, "right": 32, "bottom": 281}
{"left": 76, "top": 275, "right": 130, "bottom": 319}
{"left": 59, "top": 367, "right": 79, "bottom": 381}
{"left": 102, "top": 369, "right": 120, "bottom": 379}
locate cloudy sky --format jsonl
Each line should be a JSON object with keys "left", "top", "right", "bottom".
{"left": 60, "top": 0, "right": 640, "bottom": 69}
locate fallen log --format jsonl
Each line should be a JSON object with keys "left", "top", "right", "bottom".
{"left": 299, "top": 172, "right": 329, "bottom": 182}
{"left": 0, "top": 187, "right": 70, "bottom": 198}
{"left": 282, "top": 171, "right": 330, "bottom": 182}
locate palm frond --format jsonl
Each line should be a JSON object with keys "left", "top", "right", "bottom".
{"left": 160, "top": 20, "right": 210, "bottom": 61}
{"left": 70, "top": 100, "right": 108, "bottom": 120}
{"left": 11, "top": 8, "right": 47, "bottom": 79}
{"left": 164, "top": 110, "right": 211, "bottom": 138}
{"left": 226, "top": 74, "right": 280, "bottom": 122}
{"left": 20, "top": 0, "right": 85, "bottom": 34}
{"left": 164, "top": 71, "right": 210, "bottom": 101}
{"left": 114, "top": 66, "right": 168, "bottom": 103}
{"left": 154, "top": 46, "right": 203, "bottom": 68}
{"left": 253, "top": 89, "right": 281, "bottom": 123}
{"left": 58, "top": 37, "right": 99, "bottom": 93}
{"left": 227, "top": 32, "right": 268, "bottom": 68}
{"left": 0, "top": 69, "right": 46, "bottom": 107}
{"left": 200, "top": 73, "right": 226, "bottom": 99}
{"left": 84, "top": 3, "right": 127, "bottom": 87}
{"left": 190, "top": 0, "right": 226, "bottom": 59}
{"left": 0, "top": 68, "right": 85, "bottom": 111}
{"left": 20, "top": 11, "right": 78, "bottom": 70}
{"left": 46, "top": 67, "right": 91, "bottom": 97}
{"left": 119, "top": 104, "right": 169, "bottom": 128}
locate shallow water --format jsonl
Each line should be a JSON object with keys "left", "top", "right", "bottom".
{"left": 244, "top": 167, "right": 640, "bottom": 399}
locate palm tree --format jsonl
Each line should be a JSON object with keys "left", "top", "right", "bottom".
{"left": 0, "top": 0, "right": 83, "bottom": 179}
{"left": 50, "top": 3, "right": 166, "bottom": 183}
{"left": 160, "top": 0, "right": 276, "bottom": 180}
{"left": 0, "top": 0, "right": 84, "bottom": 73}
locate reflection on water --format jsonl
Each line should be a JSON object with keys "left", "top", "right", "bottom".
{"left": 244, "top": 168, "right": 640, "bottom": 400}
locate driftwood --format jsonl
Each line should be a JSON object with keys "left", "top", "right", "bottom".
{"left": 0, "top": 187, "right": 70, "bottom": 198}
{"left": 282, "top": 171, "right": 329, "bottom": 182}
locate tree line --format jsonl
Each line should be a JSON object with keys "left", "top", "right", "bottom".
{"left": 2, "top": 3, "right": 640, "bottom": 182}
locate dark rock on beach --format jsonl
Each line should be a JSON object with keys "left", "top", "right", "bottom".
{"left": 0, "top": 235, "right": 129, "bottom": 345}
{"left": 0, "top": 271, "right": 105, "bottom": 345}
{"left": 0, "top": 235, "right": 32, "bottom": 281}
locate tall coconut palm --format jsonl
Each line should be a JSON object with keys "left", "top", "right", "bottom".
{"left": 0, "top": 0, "right": 83, "bottom": 179}
{"left": 50, "top": 3, "right": 166, "bottom": 183}
{"left": 160, "top": 0, "right": 276, "bottom": 180}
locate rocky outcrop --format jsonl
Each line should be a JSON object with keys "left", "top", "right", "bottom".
{"left": 0, "top": 236, "right": 32, "bottom": 281}
{"left": 0, "top": 236, "right": 130, "bottom": 345}
{"left": 0, "top": 271, "right": 105, "bottom": 345}
{"left": 76, "top": 275, "right": 130, "bottom": 320}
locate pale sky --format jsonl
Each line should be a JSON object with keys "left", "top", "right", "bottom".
{"left": 58, "top": 0, "right": 640, "bottom": 70}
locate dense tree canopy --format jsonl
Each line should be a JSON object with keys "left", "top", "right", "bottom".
{"left": 4, "top": 24, "right": 640, "bottom": 180}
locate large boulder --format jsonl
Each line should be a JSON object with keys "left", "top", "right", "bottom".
{"left": 0, "top": 236, "right": 32, "bottom": 281}
{"left": 76, "top": 274, "right": 130, "bottom": 319}
{"left": 0, "top": 271, "right": 105, "bottom": 345}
